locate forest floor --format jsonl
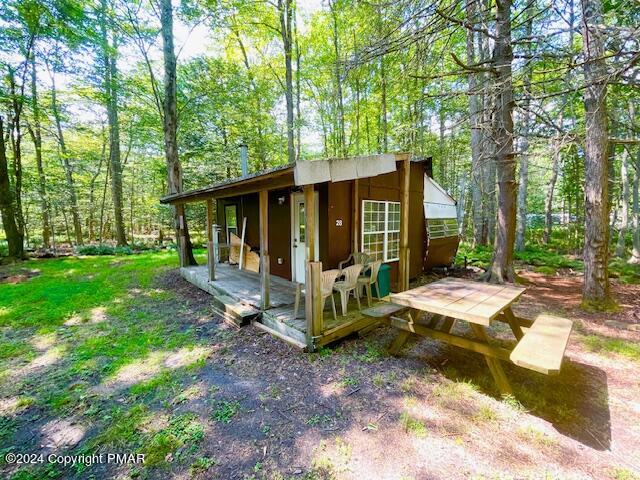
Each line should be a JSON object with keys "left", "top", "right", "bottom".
{"left": 1, "top": 250, "right": 639, "bottom": 480}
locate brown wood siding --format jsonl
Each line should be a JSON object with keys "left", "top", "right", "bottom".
{"left": 318, "top": 184, "right": 329, "bottom": 266}
{"left": 326, "top": 181, "right": 353, "bottom": 269}
{"left": 268, "top": 189, "right": 292, "bottom": 280}
{"left": 355, "top": 162, "right": 426, "bottom": 291}
{"left": 213, "top": 161, "right": 428, "bottom": 288}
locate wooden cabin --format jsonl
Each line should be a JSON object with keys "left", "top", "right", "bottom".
{"left": 160, "top": 152, "right": 459, "bottom": 350}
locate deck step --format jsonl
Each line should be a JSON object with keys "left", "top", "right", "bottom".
{"left": 362, "top": 302, "right": 408, "bottom": 319}
{"left": 260, "top": 310, "right": 307, "bottom": 346}
{"left": 510, "top": 314, "right": 573, "bottom": 375}
{"left": 212, "top": 294, "right": 260, "bottom": 326}
{"left": 252, "top": 320, "right": 307, "bottom": 349}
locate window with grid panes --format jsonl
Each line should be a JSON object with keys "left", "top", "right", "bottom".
{"left": 362, "top": 200, "right": 401, "bottom": 262}
{"left": 427, "top": 218, "right": 458, "bottom": 239}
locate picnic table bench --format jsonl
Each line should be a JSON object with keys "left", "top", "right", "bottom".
{"left": 362, "top": 278, "right": 573, "bottom": 395}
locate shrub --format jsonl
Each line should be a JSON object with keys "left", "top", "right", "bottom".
{"left": 76, "top": 244, "right": 133, "bottom": 256}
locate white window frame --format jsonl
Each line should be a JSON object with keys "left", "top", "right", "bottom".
{"left": 361, "top": 200, "right": 401, "bottom": 263}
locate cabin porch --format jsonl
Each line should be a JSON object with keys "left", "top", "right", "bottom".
{"left": 180, "top": 263, "right": 379, "bottom": 350}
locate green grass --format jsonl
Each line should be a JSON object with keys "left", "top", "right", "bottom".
{"left": 0, "top": 251, "right": 214, "bottom": 478}
{"left": 399, "top": 412, "right": 427, "bottom": 438}
{"left": 583, "top": 335, "right": 640, "bottom": 362}
{"left": 0, "top": 252, "right": 178, "bottom": 328}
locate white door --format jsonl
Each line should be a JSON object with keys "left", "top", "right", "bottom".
{"left": 291, "top": 192, "right": 319, "bottom": 283}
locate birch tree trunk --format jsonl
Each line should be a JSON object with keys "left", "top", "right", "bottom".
{"left": 614, "top": 148, "right": 630, "bottom": 257}
{"left": 485, "top": 0, "right": 517, "bottom": 283}
{"left": 581, "top": 0, "right": 612, "bottom": 307}
{"left": 160, "top": 0, "right": 196, "bottom": 266}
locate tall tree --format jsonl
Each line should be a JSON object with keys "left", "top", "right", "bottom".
{"left": 615, "top": 147, "right": 630, "bottom": 257}
{"left": 100, "top": 0, "right": 127, "bottom": 246}
{"left": 277, "top": 0, "right": 295, "bottom": 163}
{"left": 26, "top": 51, "right": 51, "bottom": 248}
{"left": 0, "top": 115, "right": 24, "bottom": 259}
{"left": 630, "top": 147, "right": 640, "bottom": 264}
{"left": 484, "top": 0, "right": 517, "bottom": 283}
{"left": 466, "top": 0, "right": 485, "bottom": 247}
{"left": 49, "top": 65, "right": 83, "bottom": 245}
{"left": 159, "top": 0, "right": 196, "bottom": 266}
{"left": 581, "top": 0, "right": 612, "bottom": 307}
{"left": 515, "top": 6, "right": 534, "bottom": 252}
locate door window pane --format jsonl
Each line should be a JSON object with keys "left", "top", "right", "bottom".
{"left": 298, "top": 203, "right": 306, "bottom": 242}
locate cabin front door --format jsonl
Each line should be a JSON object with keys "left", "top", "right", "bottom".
{"left": 291, "top": 192, "right": 319, "bottom": 284}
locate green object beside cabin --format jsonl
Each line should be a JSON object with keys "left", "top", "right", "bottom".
{"left": 373, "top": 263, "right": 391, "bottom": 298}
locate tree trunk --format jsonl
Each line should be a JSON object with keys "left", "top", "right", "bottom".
{"left": 380, "top": 55, "right": 388, "bottom": 153}
{"left": 439, "top": 104, "right": 446, "bottom": 187}
{"left": 544, "top": 136, "right": 561, "bottom": 244}
{"left": 0, "top": 116, "right": 24, "bottom": 259}
{"left": 294, "top": 11, "right": 302, "bottom": 162}
{"left": 278, "top": 0, "right": 295, "bottom": 164}
{"left": 160, "top": 0, "right": 196, "bottom": 266}
{"left": 485, "top": 0, "right": 516, "bottom": 283}
{"left": 88, "top": 128, "right": 106, "bottom": 242}
{"left": 28, "top": 54, "right": 51, "bottom": 248}
{"left": 466, "top": 0, "right": 485, "bottom": 247}
{"left": 581, "top": 0, "right": 612, "bottom": 307}
{"left": 101, "top": 0, "right": 127, "bottom": 246}
{"left": 629, "top": 147, "right": 640, "bottom": 264}
{"left": 515, "top": 7, "right": 534, "bottom": 252}
{"left": 329, "top": 0, "right": 346, "bottom": 157}
{"left": 8, "top": 68, "right": 25, "bottom": 241}
{"left": 50, "top": 72, "right": 83, "bottom": 245}
{"left": 615, "top": 148, "right": 630, "bottom": 257}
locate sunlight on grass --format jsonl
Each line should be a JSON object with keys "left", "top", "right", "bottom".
{"left": 583, "top": 335, "right": 640, "bottom": 362}
{"left": 100, "top": 346, "right": 212, "bottom": 393}
{"left": 30, "top": 332, "right": 57, "bottom": 350}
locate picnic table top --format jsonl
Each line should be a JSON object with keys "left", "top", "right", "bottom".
{"left": 390, "top": 277, "right": 526, "bottom": 326}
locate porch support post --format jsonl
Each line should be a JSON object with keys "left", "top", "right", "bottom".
{"left": 306, "top": 261, "right": 322, "bottom": 351}
{"left": 399, "top": 157, "right": 411, "bottom": 292}
{"left": 304, "top": 184, "right": 321, "bottom": 350}
{"left": 304, "top": 185, "right": 316, "bottom": 261}
{"left": 352, "top": 179, "right": 359, "bottom": 253}
{"left": 206, "top": 198, "right": 215, "bottom": 281}
{"left": 259, "top": 190, "right": 270, "bottom": 310}
{"left": 176, "top": 205, "right": 186, "bottom": 268}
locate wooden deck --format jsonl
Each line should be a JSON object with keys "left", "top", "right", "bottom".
{"left": 180, "top": 264, "right": 377, "bottom": 349}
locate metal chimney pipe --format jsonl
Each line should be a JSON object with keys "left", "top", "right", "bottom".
{"left": 239, "top": 143, "right": 248, "bottom": 177}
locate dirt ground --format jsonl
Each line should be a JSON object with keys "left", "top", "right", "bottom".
{"left": 3, "top": 267, "right": 640, "bottom": 479}
{"left": 149, "top": 271, "right": 640, "bottom": 478}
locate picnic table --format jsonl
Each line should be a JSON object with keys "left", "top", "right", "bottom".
{"left": 363, "top": 277, "right": 573, "bottom": 395}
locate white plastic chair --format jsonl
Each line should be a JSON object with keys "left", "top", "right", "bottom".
{"left": 293, "top": 268, "right": 340, "bottom": 321}
{"left": 357, "top": 260, "right": 383, "bottom": 307}
{"left": 333, "top": 264, "right": 363, "bottom": 316}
